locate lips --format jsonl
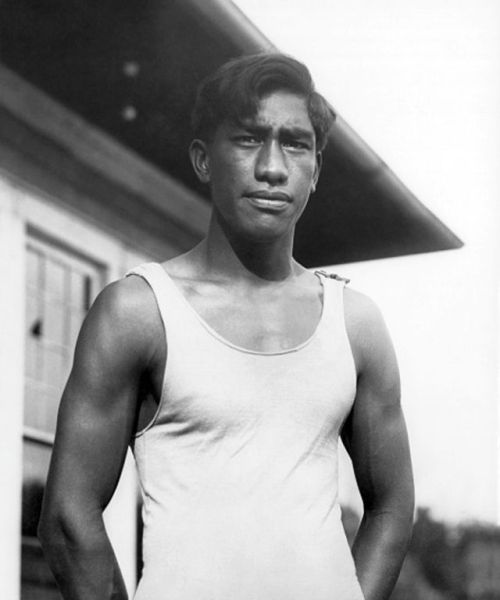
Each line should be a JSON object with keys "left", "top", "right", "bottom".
{"left": 244, "top": 190, "right": 291, "bottom": 211}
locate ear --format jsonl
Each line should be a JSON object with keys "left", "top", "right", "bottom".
{"left": 189, "top": 139, "right": 211, "bottom": 184}
{"left": 311, "top": 152, "right": 322, "bottom": 194}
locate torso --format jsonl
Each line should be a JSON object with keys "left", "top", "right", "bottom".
{"left": 129, "top": 261, "right": 364, "bottom": 600}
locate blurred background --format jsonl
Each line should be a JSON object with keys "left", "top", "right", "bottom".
{"left": 0, "top": 1, "right": 498, "bottom": 598}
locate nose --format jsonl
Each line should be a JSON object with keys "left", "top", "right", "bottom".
{"left": 255, "top": 140, "right": 288, "bottom": 185}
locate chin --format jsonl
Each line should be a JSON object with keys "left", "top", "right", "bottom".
{"left": 238, "top": 220, "right": 295, "bottom": 244}
{"left": 216, "top": 207, "right": 298, "bottom": 245}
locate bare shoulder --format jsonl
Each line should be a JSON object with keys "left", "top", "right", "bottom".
{"left": 102, "top": 273, "right": 158, "bottom": 317}
{"left": 75, "top": 274, "right": 162, "bottom": 369}
{"left": 90, "top": 275, "right": 158, "bottom": 331}
{"left": 342, "top": 286, "right": 396, "bottom": 376}
{"left": 343, "top": 286, "right": 386, "bottom": 340}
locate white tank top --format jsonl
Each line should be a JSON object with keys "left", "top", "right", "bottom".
{"left": 127, "top": 262, "right": 364, "bottom": 600}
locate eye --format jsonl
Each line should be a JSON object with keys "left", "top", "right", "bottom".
{"left": 233, "top": 134, "right": 262, "bottom": 145}
{"left": 282, "top": 138, "right": 311, "bottom": 150}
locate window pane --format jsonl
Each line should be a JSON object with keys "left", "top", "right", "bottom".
{"left": 25, "top": 336, "right": 42, "bottom": 382}
{"left": 42, "top": 346, "right": 66, "bottom": 388}
{"left": 26, "top": 293, "right": 42, "bottom": 379}
{"left": 26, "top": 248, "right": 42, "bottom": 292}
{"left": 25, "top": 291, "right": 40, "bottom": 332}
{"left": 42, "top": 387, "right": 59, "bottom": 435}
{"left": 44, "top": 300, "right": 68, "bottom": 346}
{"left": 70, "top": 269, "right": 85, "bottom": 309}
{"left": 44, "top": 259, "right": 67, "bottom": 302}
{"left": 69, "top": 310, "right": 84, "bottom": 350}
{"left": 24, "top": 383, "right": 63, "bottom": 435}
{"left": 24, "top": 381, "right": 44, "bottom": 431}
{"left": 24, "top": 241, "right": 102, "bottom": 437}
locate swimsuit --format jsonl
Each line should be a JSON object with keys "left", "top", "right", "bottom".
{"left": 128, "top": 262, "right": 364, "bottom": 600}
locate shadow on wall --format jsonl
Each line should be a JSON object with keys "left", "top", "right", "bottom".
{"left": 22, "top": 479, "right": 44, "bottom": 537}
{"left": 342, "top": 505, "right": 500, "bottom": 600}
{"left": 21, "top": 480, "right": 60, "bottom": 599}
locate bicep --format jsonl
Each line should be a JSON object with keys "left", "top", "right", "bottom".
{"left": 342, "top": 296, "right": 414, "bottom": 512}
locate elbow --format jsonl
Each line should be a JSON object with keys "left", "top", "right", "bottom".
{"left": 371, "top": 476, "right": 415, "bottom": 532}
{"left": 362, "top": 489, "right": 415, "bottom": 551}
{"left": 358, "top": 505, "right": 414, "bottom": 565}
{"left": 38, "top": 507, "right": 70, "bottom": 555}
{"left": 38, "top": 500, "right": 101, "bottom": 555}
{"left": 394, "top": 511, "right": 414, "bottom": 560}
{"left": 396, "top": 507, "right": 414, "bottom": 553}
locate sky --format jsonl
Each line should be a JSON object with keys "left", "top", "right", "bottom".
{"left": 233, "top": 0, "right": 500, "bottom": 524}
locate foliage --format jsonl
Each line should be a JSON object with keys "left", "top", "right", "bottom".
{"left": 342, "top": 505, "right": 500, "bottom": 600}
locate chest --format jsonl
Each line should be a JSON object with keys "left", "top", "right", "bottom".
{"left": 155, "top": 286, "right": 357, "bottom": 442}
{"left": 186, "top": 284, "right": 323, "bottom": 353}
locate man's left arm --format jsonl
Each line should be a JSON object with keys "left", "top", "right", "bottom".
{"left": 342, "top": 290, "right": 415, "bottom": 600}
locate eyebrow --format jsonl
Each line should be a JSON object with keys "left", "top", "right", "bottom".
{"left": 236, "top": 122, "right": 315, "bottom": 142}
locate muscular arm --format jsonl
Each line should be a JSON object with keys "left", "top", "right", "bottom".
{"left": 342, "top": 290, "right": 414, "bottom": 600}
{"left": 38, "top": 277, "right": 162, "bottom": 600}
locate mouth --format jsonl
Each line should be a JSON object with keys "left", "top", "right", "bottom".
{"left": 244, "top": 190, "right": 291, "bottom": 211}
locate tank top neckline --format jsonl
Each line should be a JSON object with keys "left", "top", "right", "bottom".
{"left": 153, "top": 263, "right": 329, "bottom": 356}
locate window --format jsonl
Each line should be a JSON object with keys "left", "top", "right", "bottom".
{"left": 21, "top": 235, "right": 103, "bottom": 599}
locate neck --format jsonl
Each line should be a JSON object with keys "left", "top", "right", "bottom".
{"left": 200, "top": 212, "right": 300, "bottom": 283}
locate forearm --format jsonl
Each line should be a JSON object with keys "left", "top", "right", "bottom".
{"left": 352, "top": 509, "right": 413, "bottom": 600}
{"left": 39, "top": 515, "right": 128, "bottom": 600}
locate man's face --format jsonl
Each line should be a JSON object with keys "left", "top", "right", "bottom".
{"left": 191, "top": 90, "right": 321, "bottom": 243}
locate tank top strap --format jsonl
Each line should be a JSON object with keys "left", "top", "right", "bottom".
{"left": 125, "top": 262, "right": 189, "bottom": 333}
{"left": 314, "top": 269, "right": 350, "bottom": 285}
{"left": 314, "top": 269, "right": 350, "bottom": 341}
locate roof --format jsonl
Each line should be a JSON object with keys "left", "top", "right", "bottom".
{"left": 0, "top": 0, "right": 462, "bottom": 266}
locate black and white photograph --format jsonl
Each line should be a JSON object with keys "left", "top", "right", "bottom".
{"left": 0, "top": 1, "right": 498, "bottom": 599}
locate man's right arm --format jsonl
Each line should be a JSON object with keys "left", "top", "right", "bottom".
{"left": 38, "top": 276, "right": 162, "bottom": 600}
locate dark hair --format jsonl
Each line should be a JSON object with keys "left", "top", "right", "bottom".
{"left": 191, "top": 53, "right": 336, "bottom": 151}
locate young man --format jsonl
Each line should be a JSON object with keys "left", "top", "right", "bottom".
{"left": 39, "top": 54, "right": 414, "bottom": 600}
